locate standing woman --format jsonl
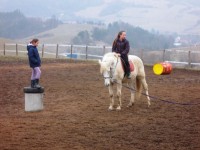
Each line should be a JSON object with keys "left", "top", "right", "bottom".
{"left": 112, "top": 31, "right": 131, "bottom": 78}
{"left": 27, "top": 38, "right": 42, "bottom": 88}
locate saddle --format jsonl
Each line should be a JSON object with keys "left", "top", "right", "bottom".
{"left": 120, "top": 58, "right": 134, "bottom": 74}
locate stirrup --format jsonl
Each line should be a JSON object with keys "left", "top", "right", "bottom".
{"left": 127, "top": 74, "right": 131, "bottom": 79}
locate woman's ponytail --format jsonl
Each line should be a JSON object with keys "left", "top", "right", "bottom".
{"left": 30, "top": 38, "right": 39, "bottom": 44}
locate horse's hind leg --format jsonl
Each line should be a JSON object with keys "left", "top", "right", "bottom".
{"left": 141, "top": 78, "right": 151, "bottom": 107}
{"left": 127, "top": 83, "right": 135, "bottom": 107}
{"left": 108, "top": 84, "right": 114, "bottom": 110}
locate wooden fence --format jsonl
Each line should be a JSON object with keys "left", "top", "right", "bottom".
{"left": 1, "top": 43, "right": 200, "bottom": 68}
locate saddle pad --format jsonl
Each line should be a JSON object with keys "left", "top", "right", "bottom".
{"left": 121, "top": 59, "right": 134, "bottom": 72}
{"left": 129, "top": 61, "right": 134, "bottom": 72}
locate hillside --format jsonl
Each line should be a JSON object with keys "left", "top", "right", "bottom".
{"left": 0, "top": 0, "right": 200, "bottom": 34}
{"left": 20, "top": 23, "right": 101, "bottom": 44}
{"left": 75, "top": 0, "right": 200, "bottom": 34}
{"left": 0, "top": 10, "right": 61, "bottom": 39}
{"left": 0, "top": 38, "right": 15, "bottom": 44}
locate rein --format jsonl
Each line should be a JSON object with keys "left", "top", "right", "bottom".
{"left": 113, "top": 80, "right": 200, "bottom": 106}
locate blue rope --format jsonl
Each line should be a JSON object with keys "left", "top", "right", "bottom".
{"left": 114, "top": 81, "right": 200, "bottom": 106}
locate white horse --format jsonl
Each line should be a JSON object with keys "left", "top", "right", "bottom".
{"left": 99, "top": 52, "right": 150, "bottom": 110}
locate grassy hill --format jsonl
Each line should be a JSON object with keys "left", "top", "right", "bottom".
{"left": 20, "top": 23, "right": 101, "bottom": 44}
{"left": 1, "top": 1, "right": 200, "bottom": 34}
{"left": 0, "top": 38, "right": 15, "bottom": 44}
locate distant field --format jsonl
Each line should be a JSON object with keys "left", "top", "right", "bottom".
{"left": 19, "top": 23, "right": 102, "bottom": 44}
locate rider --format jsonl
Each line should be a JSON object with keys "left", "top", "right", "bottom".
{"left": 112, "top": 31, "right": 131, "bottom": 79}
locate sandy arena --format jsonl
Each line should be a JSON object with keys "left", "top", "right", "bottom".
{"left": 0, "top": 57, "right": 200, "bottom": 150}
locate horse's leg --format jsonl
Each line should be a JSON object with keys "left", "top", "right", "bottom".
{"left": 141, "top": 77, "right": 151, "bottom": 107}
{"left": 116, "top": 80, "right": 122, "bottom": 110}
{"left": 127, "top": 85, "right": 135, "bottom": 107}
{"left": 127, "top": 81, "right": 135, "bottom": 107}
{"left": 108, "top": 84, "right": 114, "bottom": 110}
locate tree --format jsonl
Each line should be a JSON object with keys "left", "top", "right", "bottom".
{"left": 91, "top": 21, "right": 175, "bottom": 50}
{"left": 72, "top": 30, "right": 92, "bottom": 45}
{"left": 0, "top": 10, "right": 62, "bottom": 39}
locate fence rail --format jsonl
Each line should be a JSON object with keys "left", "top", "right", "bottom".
{"left": 1, "top": 43, "right": 200, "bottom": 69}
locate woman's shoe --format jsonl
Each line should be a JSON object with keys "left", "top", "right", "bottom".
{"left": 31, "top": 80, "right": 35, "bottom": 88}
{"left": 127, "top": 73, "right": 131, "bottom": 79}
{"left": 35, "top": 79, "right": 41, "bottom": 89}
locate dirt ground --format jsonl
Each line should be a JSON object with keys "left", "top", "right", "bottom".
{"left": 0, "top": 57, "right": 200, "bottom": 150}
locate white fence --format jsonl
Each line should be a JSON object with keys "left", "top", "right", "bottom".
{"left": 0, "top": 43, "right": 111, "bottom": 60}
{"left": 1, "top": 43, "right": 200, "bottom": 69}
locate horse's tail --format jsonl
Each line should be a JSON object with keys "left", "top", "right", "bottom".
{"left": 135, "top": 77, "right": 142, "bottom": 100}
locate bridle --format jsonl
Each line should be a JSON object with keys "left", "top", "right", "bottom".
{"left": 103, "top": 68, "right": 114, "bottom": 79}
{"left": 103, "top": 57, "right": 119, "bottom": 80}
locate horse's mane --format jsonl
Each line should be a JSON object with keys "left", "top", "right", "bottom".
{"left": 102, "top": 52, "right": 115, "bottom": 61}
{"left": 100, "top": 63, "right": 107, "bottom": 74}
{"left": 100, "top": 52, "right": 116, "bottom": 74}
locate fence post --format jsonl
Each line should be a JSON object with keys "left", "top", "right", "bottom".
{"left": 16, "top": 44, "right": 18, "bottom": 56}
{"left": 56, "top": 44, "right": 59, "bottom": 58}
{"left": 42, "top": 44, "right": 44, "bottom": 58}
{"left": 3, "top": 43, "right": 5, "bottom": 56}
{"left": 70, "top": 44, "right": 73, "bottom": 60}
{"left": 188, "top": 51, "right": 191, "bottom": 68}
{"left": 163, "top": 49, "right": 166, "bottom": 62}
{"left": 86, "top": 45, "right": 88, "bottom": 60}
{"left": 103, "top": 45, "right": 106, "bottom": 55}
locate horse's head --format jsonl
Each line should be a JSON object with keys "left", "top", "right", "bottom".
{"left": 99, "top": 59, "right": 113, "bottom": 87}
{"left": 99, "top": 52, "right": 120, "bottom": 87}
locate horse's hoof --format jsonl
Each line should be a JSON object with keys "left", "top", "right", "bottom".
{"left": 108, "top": 106, "right": 114, "bottom": 111}
{"left": 127, "top": 103, "right": 134, "bottom": 108}
{"left": 116, "top": 106, "right": 121, "bottom": 110}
